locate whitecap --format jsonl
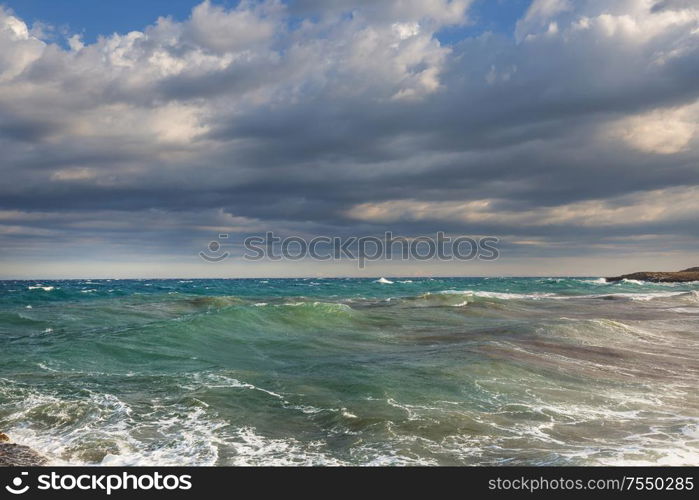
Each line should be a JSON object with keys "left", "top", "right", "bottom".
{"left": 341, "top": 408, "right": 358, "bottom": 419}
{"left": 437, "top": 290, "right": 555, "bottom": 300}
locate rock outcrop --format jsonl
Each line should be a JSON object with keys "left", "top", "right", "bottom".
{"left": 0, "top": 433, "right": 47, "bottom": 466}
{"left": 605, "top": 267, "right": 699, "bottom": 283}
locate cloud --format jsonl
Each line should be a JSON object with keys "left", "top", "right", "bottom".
{"left": 345, "top": 185, "right": 699, "bottom": 227}
{"left": 185, "top": 0, "right": 281, "bottom": 53}
{"left": 0, "top": 0, "right": 699, "bottom": 275}
{"left": 288, "top": 0, "right": 472, "bottom": 26}
{"left": 515, "top": 0, "right": 571, "bottom": 40}
{"left": 608, "top": 103, "right": 697, "bottom": 154}
{"left": 651, "top": 0, "right": 698, "bottom": 13}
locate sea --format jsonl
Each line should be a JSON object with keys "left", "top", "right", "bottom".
{"left": 1, "top": 277, "right": 698, "bottom": 465}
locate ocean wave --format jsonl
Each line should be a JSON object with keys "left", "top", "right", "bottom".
{"left": 0, "top": 311, "right": 48, "bottom": 327}
{"left": 384, "top": 289, "right": 564, "bottom": 310}
{"left": 225, "top": 427, "right": 344, "bottom": 466}
{"left": 574, "top": 291, "right": 694, "bottom": 302}
{"left": 425, "top": 289, "right": 699, "bottom": 304}
{"left": 151, "top": 298, "right": 363, "bottom": 337}
{"left": 281, "top": 301, "right": 352, "bottom": 311}
{"left": 0, "top": 382, "right": 223, "bottom": 466}
{"left": 180, "top": 372, "right": 285, "bottom": 400}
{"left": 185, "top": 296, "right": 247, "bottom": 309}
{"left": 392, "top": 292, "right": 472, "bottom": 308}
{"left": 592, "top": 420, "right": 699, "bottom": 466}
{"left": 437, "top": 290, "right": 557, "bottom": 300}
{"left": 3, "top": 277, "right": 699, "bottom": 466}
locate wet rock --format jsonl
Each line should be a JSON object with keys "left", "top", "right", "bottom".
{"left": 0, "top": 437, "right": 47, "bottom": 466}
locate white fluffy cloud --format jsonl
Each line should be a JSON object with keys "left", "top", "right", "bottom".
{"left": 0, "top": 0, "right": 458, "bottom": 147}
{"left": 0, "top": 11, "right": 45, "bottom": 81}
{"left": 186, "top": 0, "right": 281, "bottom": 52}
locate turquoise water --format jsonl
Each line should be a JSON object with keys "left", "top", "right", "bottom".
{"left": 1, "top": 277, "right": 698, "bottom": 465}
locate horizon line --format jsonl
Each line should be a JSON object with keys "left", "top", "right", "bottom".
{"left": 0, "top": 275, "right": 603, "bottom": 281}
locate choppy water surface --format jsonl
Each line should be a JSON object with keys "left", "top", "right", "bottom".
{"left": 1, "top": 277, "right": 698, "bottom": 465}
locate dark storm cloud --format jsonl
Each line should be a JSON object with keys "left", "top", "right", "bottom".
{"left": 0, "top": 0, "right": 699, "bottom": 272}
{"left": 0, "top": 111, "right": 60, "bottom": 142}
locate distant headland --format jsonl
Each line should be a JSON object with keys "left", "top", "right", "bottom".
{"left": 606, "top": 267, "right": 699, "bottom": 283}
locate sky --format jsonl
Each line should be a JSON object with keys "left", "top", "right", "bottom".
{"left": 0, "top": 0, "right": 698, "bottom": 278}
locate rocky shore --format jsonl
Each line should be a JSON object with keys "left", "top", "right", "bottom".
{"left": 0, "top": 433, "right": 46, "bottom": 466}
{"left": 606, "top": 267, "right": 699, "bottom": 283}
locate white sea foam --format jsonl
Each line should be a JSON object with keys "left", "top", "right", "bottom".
{"left": 225, "top": 427, "right": 343, "bottom": 466}
{"left": 341, "top": 408, "right": 358, "bottom": 419}
{"left": 436, "top": 290, "right": 555, "bottom": 300}
{"left": 277, "top": 301, "right": 352, "bottom": 313}
{"left": 600, "top": 291, "right": 689, "bottom": 301}
{"left": 593, "top": 432, "right": 699, "bottom": 466}
{"left": 183, "top": 373, "right": 285, "bottom": 400}
{"left": 433, "top": 289, "right": 695, "bottom": 303}
{"left": 669, "top": 307, "right": 699, "bottom": 314}
{"left": 1, "top": 385, "right": 223, "bottom": 466}
{"left": 375, "top": 277, "right": 394, "bottom": 284}
{"left": 28, "top": 285, "right": 54, "bottom": 291}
